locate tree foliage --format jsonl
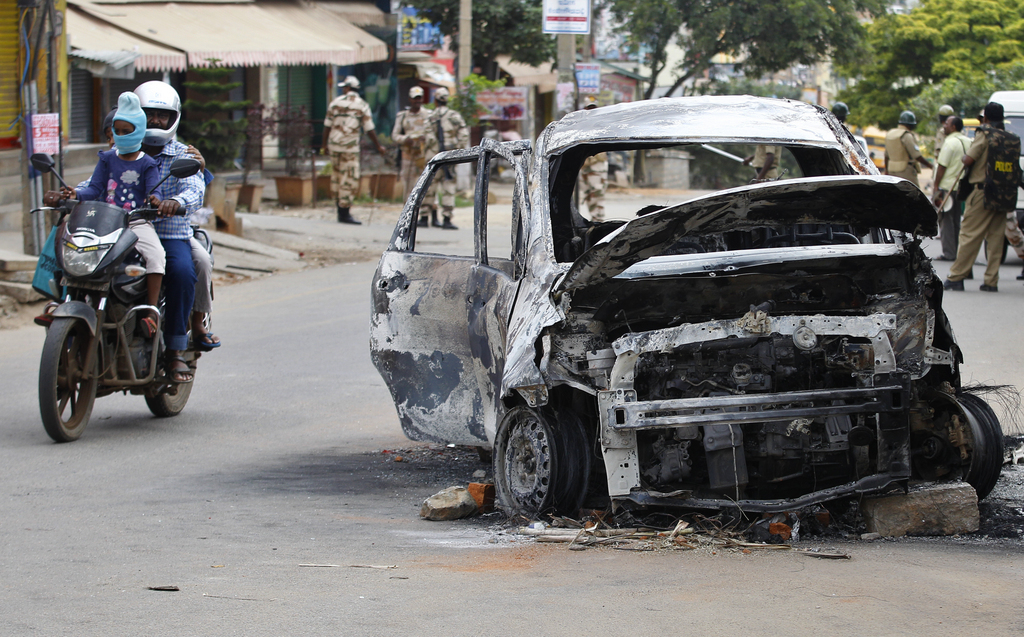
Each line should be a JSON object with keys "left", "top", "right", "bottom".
{"left": 405, "top": 0, "right": 556, "bottom": 79}
{"left": 839, "top": 0, "right": 1024, "bottom": 128}
{"left": 603, "top": 0, "right": 884, "bottom": 99}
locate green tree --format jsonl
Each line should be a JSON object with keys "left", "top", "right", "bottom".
{"left": 604, "top": 0, "right": 884, "bottom": 99}
{"left": 180, "top": 60, "right": 249, "bottom": 172}
{"left": 405, "top": 0, "right": 555, "bottom": 79}
{"left": 839, "top": 0, "right": 1024, "bottom": 128}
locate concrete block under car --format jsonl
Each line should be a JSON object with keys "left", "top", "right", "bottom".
{"left": 862, "top": 482, "right": 979, "bottom": 537}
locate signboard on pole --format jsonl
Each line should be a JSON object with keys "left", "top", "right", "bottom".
{"left": 555, "top": 82, "right": 576, "bottom": 112}
{"left": 543, "top": 0, "right": 590, "bottom": 34}
{"left": 575, "top": 63, "right": 601, "bottom": 94}
{"left": 31, "top": 113, "right": 60, "bottom": 155}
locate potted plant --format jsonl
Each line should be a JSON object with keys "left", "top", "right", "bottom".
{"left": 269, "top": 104, "right": 314, "bottom": 206}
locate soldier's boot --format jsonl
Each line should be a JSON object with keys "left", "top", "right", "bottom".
{"left": 431, "top": 209, "right": 443, "bottom": 228}
{"left": 337, "top": 206, "right": 361, "bottom": 225}
{"left": 418, "top": 207, "right": 431, "bottom": 227}
{"left": 441, "top": 207, "right": 457, "bottom": 230}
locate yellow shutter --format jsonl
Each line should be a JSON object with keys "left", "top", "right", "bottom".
{"left": 0, "top": 2, "right": 20, "bottom": 147}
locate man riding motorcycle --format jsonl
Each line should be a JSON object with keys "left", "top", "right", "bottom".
{"left": 134, "top": 81, "right": 205, "bottom": 383}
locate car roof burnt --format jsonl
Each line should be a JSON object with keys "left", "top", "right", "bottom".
{"left": 542, "top": 95, "right": 850, "bottom": 156}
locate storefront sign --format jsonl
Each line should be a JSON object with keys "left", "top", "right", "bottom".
{"left": 31, "top": 113, "right": 60, "bottom": 155}
{"left": 399, "top": 7, "right": 442, "bottom": 51}
{"left": 543, "top": 0, "right": 590, "bottom": 34}
{"left": 477, "top": 87, "right": 529, "bottom": 120}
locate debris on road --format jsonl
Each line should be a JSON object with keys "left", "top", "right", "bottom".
{"left": 420, "top": 486, "right": 478, "bottom": 520}
{"left": 147, "top": 585, "right": 180, "bottom": 591}
{"left": 467, "top": 482, "right": 495, "bottom": 513}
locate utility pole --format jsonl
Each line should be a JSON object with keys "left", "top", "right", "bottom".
{"left": 458, "top": 0, "right": 471, "bottom": 86}
{"left": 556, "top": 34, "right": 575, "bottom": 113}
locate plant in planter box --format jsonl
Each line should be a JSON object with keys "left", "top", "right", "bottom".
{"left": 267, "top": 104, "right": 314, "bottom": 205}
{"left": 238, "top": 103, "right": 274, "bottom": 212}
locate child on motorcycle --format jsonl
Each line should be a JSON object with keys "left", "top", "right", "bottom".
{"left": 56, "top": 92, "right": 165, "bottom": 336}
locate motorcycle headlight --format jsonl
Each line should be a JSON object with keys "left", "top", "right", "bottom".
{"left": 62, "top": 241, "right": 111, "bottom": 277}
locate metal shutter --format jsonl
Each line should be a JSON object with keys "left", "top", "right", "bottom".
{"left": 0, "top": 3, "right": 20, "bottom": 146}
{"left": 69, "top": 68, "right": 93, "bottom": 143}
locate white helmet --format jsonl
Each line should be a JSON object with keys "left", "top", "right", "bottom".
{"left": 134, "top": 81, "right": 181, "bottom": 146}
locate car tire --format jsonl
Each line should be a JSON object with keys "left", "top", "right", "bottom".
{"left": 957, "top": 392, "right": 1005, "bottom": 500}
{"left": 493, "top": 405, "right": 590, "bottom": 517}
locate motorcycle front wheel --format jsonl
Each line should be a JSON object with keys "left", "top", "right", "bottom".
{"left": 39, "top": 318, "right": 98, "bottom": 442}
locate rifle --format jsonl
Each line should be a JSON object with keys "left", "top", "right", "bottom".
{"left": 436, "top": 115, "right": 453, "bottom": 180}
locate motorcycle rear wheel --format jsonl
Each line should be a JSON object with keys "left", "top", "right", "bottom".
{"left": 145, "top": 372, "right": 193, "bottom": 418}
{"left": 39, "top": 318, "right": 98, "bottom": 442}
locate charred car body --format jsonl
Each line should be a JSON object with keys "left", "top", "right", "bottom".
{"left": 371, "top": 96, "right": 1004, "bottom": 516}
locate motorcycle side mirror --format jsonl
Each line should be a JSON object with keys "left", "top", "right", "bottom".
{"left": 31, "top": 153, "right": 70, "bottom": 190}
{"left": 169, "top": 157, "right": 202, "bottom": 179}
{"left": 147, "top": 157, "right": 203, "bottom": 196}
{"left": 31, "top": 153, "right": 55, "bottom": 173}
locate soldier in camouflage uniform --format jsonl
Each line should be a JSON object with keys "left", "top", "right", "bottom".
{"left": 422, "top": 87, "right": 469, "bottom": 230}
{"left": 577, "top": 97, "right": 607, "bottom": 222}
{"left": 392, "top": 86, "right": 428, "bottom": 203}
{"left": 321, "top": 76, "right": 386, "bottom": 224}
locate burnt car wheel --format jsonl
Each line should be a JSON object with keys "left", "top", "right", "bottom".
{"left": 493, "top": 406, "right": 590, "bottom": 517}
{"left": 958, "top": 393, "right": 1005, "bottom": 499}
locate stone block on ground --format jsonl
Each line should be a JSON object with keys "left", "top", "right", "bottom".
{"left": 420, "top": 486, "right": 478, "bottom": 521}
{"left": 467, "top": 482, "right": 495, "bottom": 513}
{"left": 861, "top": 482, "right": 979, "bottom": 537}
{"left": 0, "top": 280, "right": 43, "bottom": 303}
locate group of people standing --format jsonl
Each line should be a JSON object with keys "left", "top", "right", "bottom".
{"left": 882, "top": 102, "right": 1024, "bottom": 293}
{"left": 322, "top": 78, "right": 468, "bottom": 229}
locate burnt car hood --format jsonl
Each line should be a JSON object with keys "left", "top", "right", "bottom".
{"left": 554, "top": 175, "right": 937, "bottom": 296}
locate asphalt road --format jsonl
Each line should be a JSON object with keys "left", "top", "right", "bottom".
{"left": 1, "top": 228, "right": 1023, "bottom": 634}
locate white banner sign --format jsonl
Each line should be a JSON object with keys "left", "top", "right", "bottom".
{"left": 32, "top": 113, "right": 60, "bottom": 155}
{"left": 543, "top": 0, "right": 590, "bottom": 34}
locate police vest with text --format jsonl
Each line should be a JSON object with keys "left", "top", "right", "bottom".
{"left": 980, "top": 126, "right": 1022, "bottom": 212}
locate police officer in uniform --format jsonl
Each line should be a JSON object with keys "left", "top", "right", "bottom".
{"left": 392, "top": 86, "right": 428, "bottom": 203}
{"left": 832, "top": 101, "right": 850, "bottom": 130}
{"left": 421, "top": 87, "right": 469, "bottom": 230}
{"left": 884, "top": 110, "right": 932, "bottom": 188}
{"left": 321, "top": 76, "right": 386, "bottom": 224}
{"left": 944, "top": 102, "right": 1012, "bottom": 292}
{"left": 934, "top": 104, "right": 954, "bottom": 155}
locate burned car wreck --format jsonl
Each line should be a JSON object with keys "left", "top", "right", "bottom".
{"left": 370, "top": 96, "right": 1005, "bottom": 516}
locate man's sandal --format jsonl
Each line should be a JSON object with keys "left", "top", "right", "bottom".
{"left": 193, "top": 332, "right": 221, "bottom": 352}
{"left": 166, "top": 354, "right": 194, "bottom": 383}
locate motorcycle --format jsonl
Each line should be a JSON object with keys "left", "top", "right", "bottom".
{"left": 30, "top": 152, "right": 206, "bottom": 442}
